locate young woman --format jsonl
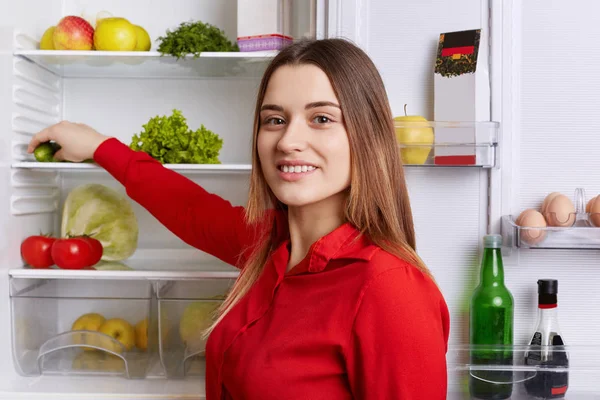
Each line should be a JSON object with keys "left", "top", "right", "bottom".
{"left": 28, "top": 38, "right": 450, "bottom": 399}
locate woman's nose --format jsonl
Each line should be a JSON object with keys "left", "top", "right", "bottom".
{"left": 276, "top": 120, "right": 308, "bottom": 153}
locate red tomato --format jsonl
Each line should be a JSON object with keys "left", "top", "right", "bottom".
{"left": 82, "top": 236, "right": 103, "bottom": 262}
{"left": 51, "top": 236, "right": 103, "bottom": 270}
{"left": 20, "top": 235, "right": 56, "bottom": 268}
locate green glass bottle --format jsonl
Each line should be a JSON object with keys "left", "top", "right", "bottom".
{"left": 469, "top": 234, "right": 514, "bottom": 400}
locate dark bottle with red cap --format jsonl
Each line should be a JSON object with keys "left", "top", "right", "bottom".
{"left": 524, "top": 279, "right": 569, "bottom": 398}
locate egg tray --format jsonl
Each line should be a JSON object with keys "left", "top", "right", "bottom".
{"left": 502, "top": 188, "right": 600, "bottom": 250}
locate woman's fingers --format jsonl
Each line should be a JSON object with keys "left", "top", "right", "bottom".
{"left": 28, "top": 125, "right": 56, "bottom": 153}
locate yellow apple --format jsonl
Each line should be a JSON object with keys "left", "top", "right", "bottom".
{"left": 93, "top": 17, "right": 137, "bottom": 51}
{"left": 393, "top": 104, "right": 434, "bottom": 165}
{"left": 71, "top": 312, "right": 106, "bottom": 351}
{"left": 72, "top": 351, "right": 104, "bottom": 370}
{"left": 102, "top": 354, "right": 125, "bottom": 372}
{"left": 72, "top": 351, "right": 124, "bottom": 372}
{"left": 179, "top": 301, "right": 221, "bottom": 352}
{"left": 132, "top": 25, "right": 151, "bottom": 51}
{"left": 40, "top": 26, "right": 56, "bottom": 50}
{"left": 135, "top": 318, "right": 148, "bottom": 351}
{"left": 98, "top": 318, "right": 136, "bottom": 353}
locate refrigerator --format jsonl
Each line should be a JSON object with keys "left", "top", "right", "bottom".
{"left": 1, "top": 0, "right": 600, "bottom": 399}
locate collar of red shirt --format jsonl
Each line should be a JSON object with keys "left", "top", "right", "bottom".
{"left": 271, "top": 220, "right": 380, "bottom": 276}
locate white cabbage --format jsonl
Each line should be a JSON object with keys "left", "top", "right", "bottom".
{"left": 61, "top": 184, "right": 138, "bottom": 261}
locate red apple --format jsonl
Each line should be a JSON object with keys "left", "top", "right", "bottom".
{"left": 53, "top": 16, "right": 94, "bottom": 50}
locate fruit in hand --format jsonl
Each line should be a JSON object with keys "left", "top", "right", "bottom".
{"left": 135, "top": 318, "right": 148, "bottom": 351}
{"left": 179, "top": 301, "right": 220, "bottom": 352}
{"left": 53, "top": 16, "right": 94, "bottom": 50}
{"left": 71, "top": 312, "right": 106, "bottom": 351}
{"left": 51, "top": 236, "right": 103, "bottom": 269}
{"left": 20, "top": 235, "right": 56, "bottom": 268}
{"left": 94, "top": 17, "right": 137, "bottom": 51}
{"left": 394, "top": 104, "right": 434, "bottom": 165}
{"left": 33, "top": 142, "right": 61, "bottom": 162}
{"left": 40, "top": 26, "right": 56, "bottom": 50}
{"left": 133, "top": 25, "right": 151, "bottom": 51}
{"left": 98, "top": 318, "right": 136, "bottom": 353}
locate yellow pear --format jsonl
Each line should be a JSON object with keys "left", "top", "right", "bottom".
{"left": 132, "top": 25, "right": 151, "bottom": 51}
{"left": 393, "top": 104, "right": 434, "bottom": 165}
{"left": 40, "top": 26, "right": 55, "bottom": 50}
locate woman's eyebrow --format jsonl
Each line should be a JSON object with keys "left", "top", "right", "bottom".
{"left": 260, "top": 101, "right": 341, "bottom": 112}
{"left": 305, "top": 101, "right": 340, "bottom": 109}
{"left": 260, "top": 104, "right": 284, "bottom": 112}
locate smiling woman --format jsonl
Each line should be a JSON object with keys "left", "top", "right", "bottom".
{"left": 258, "top": 64, "right": 350, "bottom": 210}
{"left": 27, "top": 38, "right": 450, "bottom": 400}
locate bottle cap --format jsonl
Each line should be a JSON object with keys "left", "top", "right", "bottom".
{"left": 538, "top": 279, "right": 558, "bottom": 295}
{"left": 483, "top": 234, "right": 502, "bottom": 248}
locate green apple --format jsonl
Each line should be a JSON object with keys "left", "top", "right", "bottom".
{"left": 179, "top": 301, "right": 221, "bottom": 352}
{"left": 393, "top": 104, "right": 434, "bottom": 165}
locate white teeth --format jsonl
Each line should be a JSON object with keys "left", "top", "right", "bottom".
{"left": 279, "top": 165, "right": 316, "bottom": 173}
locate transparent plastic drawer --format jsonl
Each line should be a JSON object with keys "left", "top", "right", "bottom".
{"left": 156, "top": 278, "right": 235, "bottom": 378}
{"left": 10, "top": 277, "right": 155, "bottom": 379}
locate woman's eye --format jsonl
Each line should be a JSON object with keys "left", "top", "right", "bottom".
{"left": 265, "top": 117, "right": 285, "bottom": 125}
{"left": 313, "top": 115, "right": 331, "bottom": 124}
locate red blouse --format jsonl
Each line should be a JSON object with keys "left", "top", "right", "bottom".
{"left": 94, "top": 138, "right": 450, "bottom": 400}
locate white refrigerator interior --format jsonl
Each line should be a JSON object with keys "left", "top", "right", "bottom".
{"left": 1, "top": 0, "right": 600, "bottom": 399}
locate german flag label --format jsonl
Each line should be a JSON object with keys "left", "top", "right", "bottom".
{"left": 435, "top": 29, "right": 481, "bottom": 78}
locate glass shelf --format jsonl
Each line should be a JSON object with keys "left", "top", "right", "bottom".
{"left": 9, "top": 249, "right": 240, "bottom": 280}
{"left": 14, "top": 47, "right": 275, "bottom": 80}
{"left": 502, "top": 188, "right": 600, "bottom": 250}
{"left": 11, "top": 161, "right": 252, "bottom": 174}
{"left": 393, "top": 121, "right": 499, "bottom": 168}
{"left": 12, "top": 121, "right": 499, "bottom": 172}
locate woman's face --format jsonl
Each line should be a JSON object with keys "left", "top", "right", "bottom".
{"left": 257, "top": 64, "right": 351, "bottom": 209}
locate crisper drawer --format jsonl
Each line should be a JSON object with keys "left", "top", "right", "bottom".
{"left": 10, "top": 277, "right": 155, "bottom": 379}
{"left": 156, "top": 278, "right": 235, "bottom": 378}
{"left": 447, "top": 344, "right": 600, "bottom": 399}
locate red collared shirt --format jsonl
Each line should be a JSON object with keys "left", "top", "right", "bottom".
{"left": 95, "top": 138, "right": 450, "bottom": 400}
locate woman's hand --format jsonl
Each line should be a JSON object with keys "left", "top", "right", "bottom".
{"left": 27, "top": 121, "right": 111, "bottom": 162}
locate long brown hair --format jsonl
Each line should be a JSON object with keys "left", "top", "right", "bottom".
{"left": 204, "top": 38, "right": 431, "bottom": 338}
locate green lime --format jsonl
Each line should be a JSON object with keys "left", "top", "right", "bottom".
{"left": 33, "top": 142, "right": 61, "bottom": 162}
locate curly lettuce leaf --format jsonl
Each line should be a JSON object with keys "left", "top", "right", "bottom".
{"left": 130, "top": 109, "right": 223, "bottom": 164}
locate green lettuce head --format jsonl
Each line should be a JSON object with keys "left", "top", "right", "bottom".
{"left": 61, "top": 184, "right": 138, "bottom": 261}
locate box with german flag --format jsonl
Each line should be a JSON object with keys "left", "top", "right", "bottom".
{"left": 433, "top": 29, "right": 490, "bottom": 165}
